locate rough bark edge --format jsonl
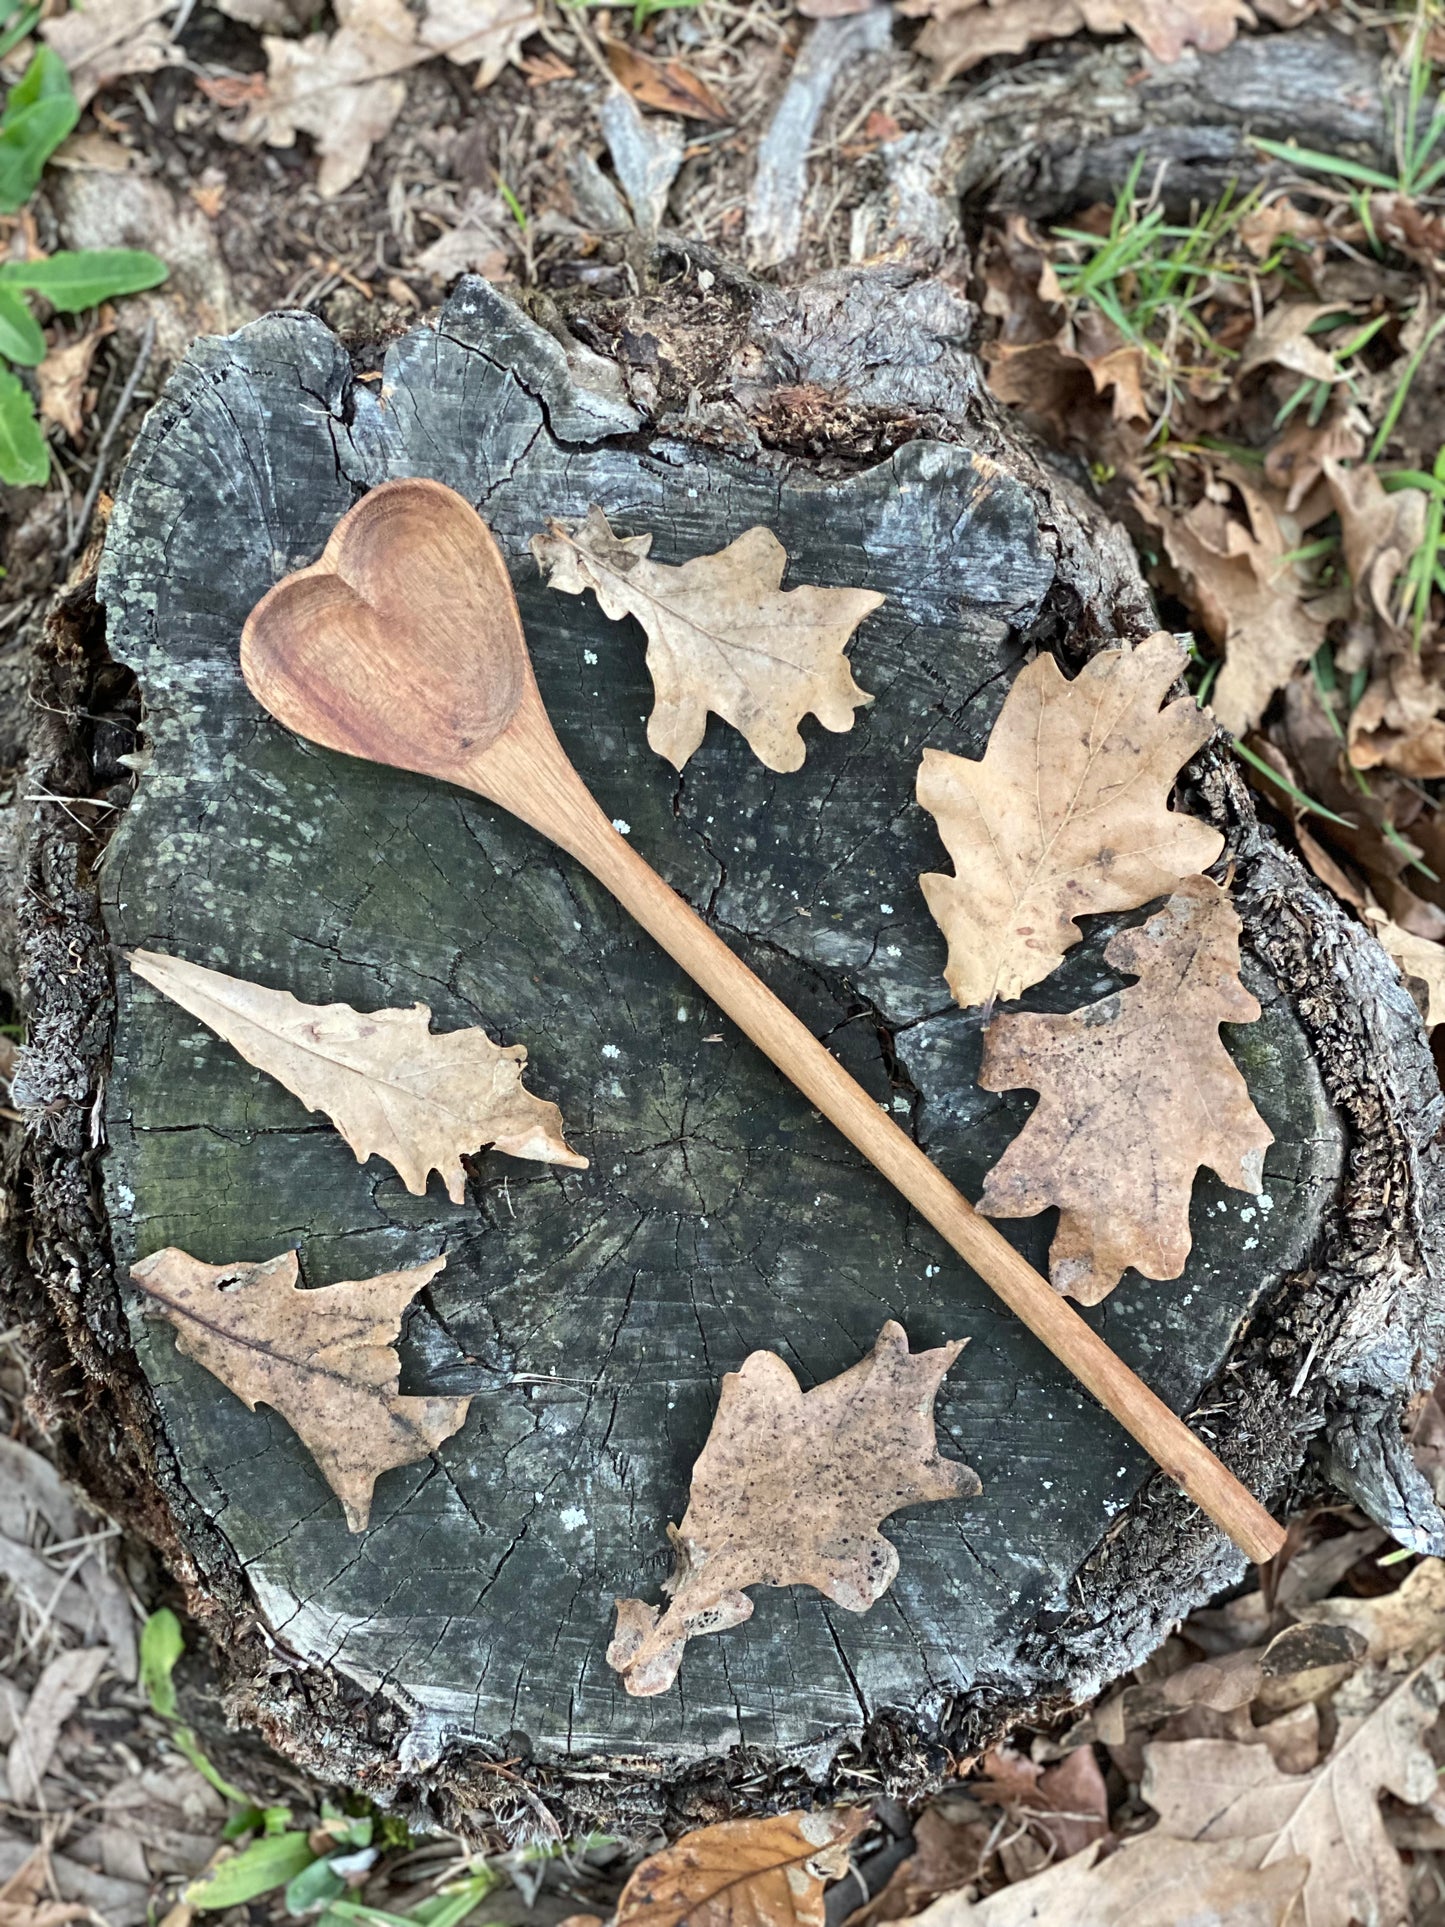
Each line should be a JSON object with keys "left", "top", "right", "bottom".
{"left": 1, "top": 258, "right": 1441, "bottom": 1836}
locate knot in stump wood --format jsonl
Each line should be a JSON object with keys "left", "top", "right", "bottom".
{"left": 28, "top": 265, "right": 1444, "bottom": 1825}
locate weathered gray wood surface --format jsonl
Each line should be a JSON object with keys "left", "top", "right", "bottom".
{"left": 37, "top": 264, "right": 1435, "bottom": 1816}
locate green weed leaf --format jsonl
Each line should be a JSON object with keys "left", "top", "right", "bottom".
{"left": 140, "top": 1607, "right": 184, "bottom": 1719}
{"left": 187, "top": 1832, "right": 319, "bottom": 1909}
{"left": 0, "top": 362, "right": 46, "bottom": 484}
{"left": 0, "top": 247, "right": 168, "bottom": 309}
{"left": 0, "top": 48, "right": 78, "bottom": 213}
{"left": 0, "top": 281, "right": 43, "bottom": 364}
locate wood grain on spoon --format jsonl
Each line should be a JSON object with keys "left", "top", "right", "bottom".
{"left": 240, "top": 477, "right": 1286, "bottom": 1566}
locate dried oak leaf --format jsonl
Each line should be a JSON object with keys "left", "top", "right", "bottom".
{"left": 41, "top": 0, "right": 183, "bottom": 106}
{"left": 1322, "top": 459, "right": 1444, "bottom": 779}
{"left": 607, "top": 1321, "right": 978, "bottom": 1696}
{"left": 38, "top": 314, "right": 113, "bottom": 442}
{"left": 1366, "top": 909, "right": 1445, "bottom": 1029}
{"left": 913, "top": 1837, "right": 1306, "bottom": 1926}
{"left": 0, "top": 1848, "right": 94, "bottom": 1927}
{"left": 615, "top": 1810, "right": 868, "bottom": 1927}
{"left": 235, "top": 0, "right": 538, "bottom": 196}
{"left": 978, "top": 877, "right": 1273, "bottom": 1304}
{"left": 128, "top": 949, "right": 584, "bottom": 1204}
{"left": 916, "top": 631, "right": 1222, "bottom": 1011}
{"left": 1143, "top": 1653, "right": 1445, "bottom": 1927}
{"left": 903, "top": 0, "right": 1251, "bottom": 84}
{"left": 531, "top": 505, "right": 882, "bottom": 773}
{"left": 1139, "top": 471, "right": 1343, "bottom": 736}
{"left": 133, "top": 1247, "right": 468, "bottom": 1531}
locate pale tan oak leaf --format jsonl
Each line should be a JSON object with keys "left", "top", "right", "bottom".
{"left": 977, "top": 877, "right": 1273, "bottom": 1304}
{"left": 128, "top": 949, "right": 584, "bottom": 1204}
{"left": 614, "top": 1810, "right": 869, "bottom": 1927}
{"left": 607, "top": 1321, "right": 979, "bottom": 1696}
{"left": 903, "top": 1837, "right": 1306, "bottom": 1927}
{"left": 1142, "top": 1653, "right": 1445, "bottom": 1927}
{"left": 132, "top": 1247, "right": 468, "bottom": 1532}
{"left": 531, "top": 505, "right": 882, "bottom": 773}
{"left": 915, "top": 631, "right": 1223, "bottom": 1011}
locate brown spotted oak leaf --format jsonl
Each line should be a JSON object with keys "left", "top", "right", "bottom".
{"left": 978, "top": 877, "right": 1273, "bottom": 1304}
{"left": 607, "top": 1321, "right": 978, "bottom": 1696}
{"left": 916, "top": 632, "right": 1223, "bottom": 1011}
{"left": 615, "top": 1809, "right": 868, "bottom": 1927}
{"left": 128, "top": 949, "right": 584, "bottom": 1205}
{"left": 531, "top": 505, "right": 882, "bottom": 773}
{"left": 133, "top": 1246, "right": 468, "bottom": 1532}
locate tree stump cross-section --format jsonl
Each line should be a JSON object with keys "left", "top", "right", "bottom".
{"left": 80, "top": 270, "right": 1441, "bottom": 1807}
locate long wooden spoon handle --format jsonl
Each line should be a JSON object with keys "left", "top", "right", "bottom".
{"left": 564, "top": 808, "right": 1284, "bottom": 1564}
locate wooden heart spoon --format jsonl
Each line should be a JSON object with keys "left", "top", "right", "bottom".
{"left": 241, "top": 477, "right": 1284, "bottom": 1564}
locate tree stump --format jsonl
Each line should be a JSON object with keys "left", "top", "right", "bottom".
{"left": 12, "top": 262, "right": 1445, "bottom": 1829}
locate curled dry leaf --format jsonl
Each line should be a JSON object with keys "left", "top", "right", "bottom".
{"left": 5, "top": 1645, "right": 108, "bottom": 1807}
{"left": 903, "top": 1837, "right": 1307, "bottom": 1926}
{"left": 615, "top": 1810, "right": 868, "bottom": 1927}
{"left": 0, "top": 1848, "right": 95, "bottom": 1927}
{"left": 234, "top": 0, "right": 539, "bottom": 196}
{"left": 531, "top": 506, "right": 881, "bottom": 773}
{"left": 1292, "top": 1555, "right": 1445, "bottom": 1667}
{"left": 916, "top": 632, "right": 1222, "bottom": 1011}
{"left": 1236, "top": 302, "right": 1348, "bottom": 385}
{"left": 41, "top": 0, "right": 182, "bottom": 106}
{"left": 607, "top": 1322, "right": 978, "bottom": 1696}
{"left": 979, "top": 878, "right": 1273, "bottom": 1304}
{"left": 1139, "top": 473, "right": 1343, "bottom": 736}
{"left": 979, "top": 216, "right": 1149, "bottom": 434}
{"left": 1365, "top": 909, "right": 1445, "bottom": 1029}
{"left": 133, "top": 1247, "right": 468, "bottom": 1532}
{"left": 900, "top": 0, "right": 1252, "bottom": 85}
{"left": 127, "top": 949, "right": 584, "bottom": 1204}
{"left": 603, "top": 41, "right": 729, "bottom": 123}
{"left": 1322, "top": 459, "right": 1445, "bottom": 779}
{"left": 38, "top": 316, "right": 114, "bottom": 442}
{"left": 1143, "top": 1653, "right": 1445, "bottom": 1927}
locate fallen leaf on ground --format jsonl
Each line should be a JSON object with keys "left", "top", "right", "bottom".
{"left": 1144, "top": 1653, "right": 1445, "bottom": 1927}
{"left": 533, "top": 506, "right": 881, "bottom": 772}
{"left": 901, "top": 0, "right": 1252, "bottom": 85}
{"left": 1365, "top": 909, "right": 1445, "bottom": 1028}
{"left": 1236, "top": 302, "right": 1346, "bottom": 384}
{"left": 132, "top": 1247, "right": 470, "bottom": 1532}
{"left": 616, "top": 1810, "right": 868, "bottom": 1927}
{"left": 235, "top": 0, "right": 416, "bottom": 197}
{"left": 6, "top": 1645, "right": 108, "bottom": 1806}
{"left": 1140, "top": 475, "right": 1341, "bottom": 736}
{"left": 413, "top": 188, "right": 512, "bottom": 280}
{"left": 418, "top": 0, "right": 542, "bottom": 87}
{"left": 902, "top": 1836, "right": 1306, "bottom": 1925}
{"left": 41, "top": 0, "right": 183, "bottom": 106}
{"left": 1321, "top": 460, "right": 1445, "bottom": 779}
{"left": 978, "top": 878, "right": 1273, "bottom": 1304}
{"left": 979, "top": 215, "right": 1150, "bottom": 433}
{"left": 38, "top": 315, "right": 113, "bottom": 442}
{"left": 971, "top": 1744, "right": 1110, "bottom": 1869}
{"left": 0, "top": 1847, "right": 95, "bottom": 1927}
{"left": 234, "top": 0, "right": 538, "bottom": 196}
{"left": 915, "top": 632, "right": 1222, "bottom": 1010}
{"left": 603, "top": 41, "right": 728, "bottom": 122}
{"left": 1292, "top": 1554, "right": 1445, "bottom": 1664}
{"left": 127, "top": 949, "right": 583, "bottom": 1203}
{"left": 849, "top": 1805, "right": 993, "bottom": 1923}
{"left": 1081, "top": 0, "right": 1254, "bottom": 58}
{"left": 607, "top": 1322, "right": 978, "bottom": 1695}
